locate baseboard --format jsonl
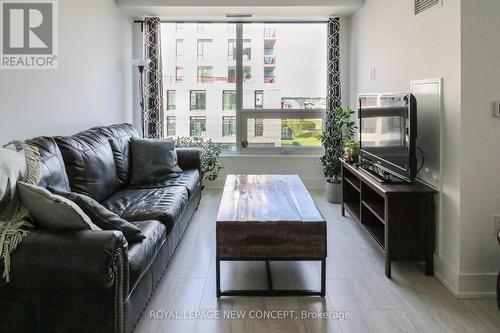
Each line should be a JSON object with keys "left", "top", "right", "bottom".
{"left": 434, "top": 255, "right": 498, "bottom": 298}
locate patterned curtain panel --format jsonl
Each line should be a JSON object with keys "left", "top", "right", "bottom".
{"left": 327, "top": 17, "right": 341, "bottom": 110}
{"left": 143, "top": 17, "right": 165, "bottom": 139}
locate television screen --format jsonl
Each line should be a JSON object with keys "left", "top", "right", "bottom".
{"left": 360, "top": 106, "right": 409, "bottom": 170}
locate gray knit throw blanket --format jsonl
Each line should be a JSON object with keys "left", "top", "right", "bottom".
{"left": 0, "top": 143, "right": 40, "bottom": 282}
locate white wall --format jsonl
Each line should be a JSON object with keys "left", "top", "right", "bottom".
{"left": 0, "top": 0, "right": 134, "bottom": 144}
{"left": 459, "top": 0, "right": 500, "bottom": 295}
{"left": 349, "top": 0, "right": 464, "bottom": 293}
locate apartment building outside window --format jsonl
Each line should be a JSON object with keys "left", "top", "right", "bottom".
{"left": 176, "top": 39, "right": 183, "bottom": 60}
{"left": 167, "top": 90, "right": 176, "bottom": 110}
{"left": 197, "top": 23, "right": 205, "bottom": 34}
{"left": 175, "top": 23, "right": 183, "bottom": 33}
{"left": 255, "top": 90, "right": 263, "bottom": 109}
{"left": 161, "top": 22, "right": 326, "bottom": 153}
{"left": 223, "top": 91, "right": 236, "bottom": 110}
{"left": 167, "top": 116, "right": 176, "bottom": 137}
{"left": 222, "top": 117, "right": 236, "bottom": 137}
{"left": 190, "top": 90, "right": 206, "bottom": 110}
{"left": 197, "top": 39, "right": 212, "bottom": 60}
{"left": 197, "top": 66, "right": 213, "bottom": 83}
{"left": 190, "top": 117, "right": 206, "bottom": 137}
{"left": 255, "top": 118, "right": 264, "bottom": 136}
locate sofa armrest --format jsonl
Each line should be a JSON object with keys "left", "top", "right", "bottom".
{"left": 176, "top": 148, "right": 202, "bottom": 173}
{"left": 0, "top": 229, "right": 128, "bottom": 291}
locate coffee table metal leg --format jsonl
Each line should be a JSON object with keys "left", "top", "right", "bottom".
{"left": 321, "top": 258, "right": 326, "bottom": 297}
{"left": 216, "top": 258, "right": 221, "bottom": 298}
{"left": 265, "top": 260, "right": 273, "bottom": 291}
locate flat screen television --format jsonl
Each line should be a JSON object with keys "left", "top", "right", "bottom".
{"left": 358, "top": 93, "right": 417, "bottom": 182}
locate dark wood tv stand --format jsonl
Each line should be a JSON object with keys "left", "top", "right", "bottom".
{"left": 341, "top": 159, "right": 437, "bottom": 278}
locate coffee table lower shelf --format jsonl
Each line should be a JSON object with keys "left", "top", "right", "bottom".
{"left": 216, "top": 257, "right": 326, "bottom": 297}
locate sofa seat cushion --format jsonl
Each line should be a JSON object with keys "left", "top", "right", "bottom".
{"left": 102, "top": 186, "right": 189, "bottom": 232}
{"left": 127, "top": 169, "right": 200, "bottom": 197}
{"left": 127, "top": 220, "right": 166, "bottom": 292}
{"left": 55, "top": 130, "right": 121, "bottom": 201}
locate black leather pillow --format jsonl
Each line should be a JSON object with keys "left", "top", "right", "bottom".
{"left": 130, "top": 138, "right": 182, "bottom": 186}
{"left": 54, "top": 190, "right": 146, "bottom": 242}
{"left": 96, "top": 124, "right": 139, "bottom": 183}
{"left": 55, "top": 130, "right": 121, "bottom": 201}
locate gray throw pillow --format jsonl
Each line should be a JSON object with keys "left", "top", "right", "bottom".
{"left": 54, "top": 190, "right": 146, "bottom": 242}
{"left": 17, "top": 182, "right": 100, "bottom": 231}
{"left": 130, "top": 138, "right": 182, "bottom": 185}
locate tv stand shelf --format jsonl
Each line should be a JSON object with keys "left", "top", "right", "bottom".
{"left": 341, "top": 159, "right": 437, "bottom": 278}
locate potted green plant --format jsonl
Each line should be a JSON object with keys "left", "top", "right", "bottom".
{"left": 319, "top": 106, "right": 356, "bottom": 204}
{"left": 344, "top": 140, "right": 359, "bottom": 163}
{"left": 175, "top": 137, "right": 224, "bottom": 183}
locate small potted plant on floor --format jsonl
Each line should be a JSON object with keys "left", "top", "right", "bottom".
{"left": 319, "top": 106, "right": 356, "bottom": 204}
{"left": 344, "top": 140, "right": 359, "bottom": 163}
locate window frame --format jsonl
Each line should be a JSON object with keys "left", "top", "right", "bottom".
{"left": 160, "top": 21, "right": 327, "bottom": 156}
{"left": 190, "top": 116, "right": 206, "bottom": 137}
{"left": 255, "top": 90, "right": 264, "bottom": 109}
{"left": 223, "top": 90, "right": 237, "bottom": 111}
{"left": 197, "top": 38, "right": 213, "bottom": 60}
{"left": 222, "top": 116, "right": 237, "bottom": 137}
{"left": 166, "top": 116, "right": 176, "bottom": 137}
{"left": 175, "top": 39, "right": 184, "bottom": 60}
{"left": 166, "top": 90, "right": 176, "bottom": 110}
{"left": 190, "top": 90, "right": 206, "bottom": 111}
{"left": 254, "top": 118, "right": 264, "bottom": 137}
{"left": 197, "top": 66, "right": 213, "bottom": 83}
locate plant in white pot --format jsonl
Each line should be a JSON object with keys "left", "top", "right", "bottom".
{"left": 319, "top": 106, "right": 356, "bottom": 204}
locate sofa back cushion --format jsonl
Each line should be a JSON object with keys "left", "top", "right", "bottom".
{"left": 93, "top": 123, "right": 138, "bottom": 183}
{"left": 25, "top": 137, "right": 71, "bottom": 192}
{"left": 55, "top": 130, "right": 120, "bottom": 201}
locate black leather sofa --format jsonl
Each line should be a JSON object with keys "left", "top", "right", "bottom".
{"left": 0, "top": 124, "right": 202, "bottom": 333}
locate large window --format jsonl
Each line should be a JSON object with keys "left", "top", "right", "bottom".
{"left": 223, "top": 91, "right": 236, "bottom": 111}
{"left": 190, "top": 117, "right": 206, "bottom": 137}
{"left": 161, "top": 22, "right": 326, "bottom": 153}
{"left": 222, "top": 117, "right": 236, "bottom": 137}
{"left": 190, "top": 90, "right": 206, "bottom": 110}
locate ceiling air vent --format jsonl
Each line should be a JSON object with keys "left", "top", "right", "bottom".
{"left": 414, "top": 0, "right": 442, "bottom": 16}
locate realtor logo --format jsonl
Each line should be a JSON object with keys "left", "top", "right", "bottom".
{"left": 1, "top": 0, "right": 58, "bottom": 69}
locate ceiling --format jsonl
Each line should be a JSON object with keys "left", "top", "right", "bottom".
{"left": 118, "top": 0, "right": 364, "bottom": 20}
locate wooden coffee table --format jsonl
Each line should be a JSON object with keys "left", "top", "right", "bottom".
{"left": 216, "top": 175, "right": 327, "bottom": 297}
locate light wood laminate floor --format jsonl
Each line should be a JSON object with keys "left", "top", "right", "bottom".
{"left": 135, "top": 189, "right": 500, "bottom": 333}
